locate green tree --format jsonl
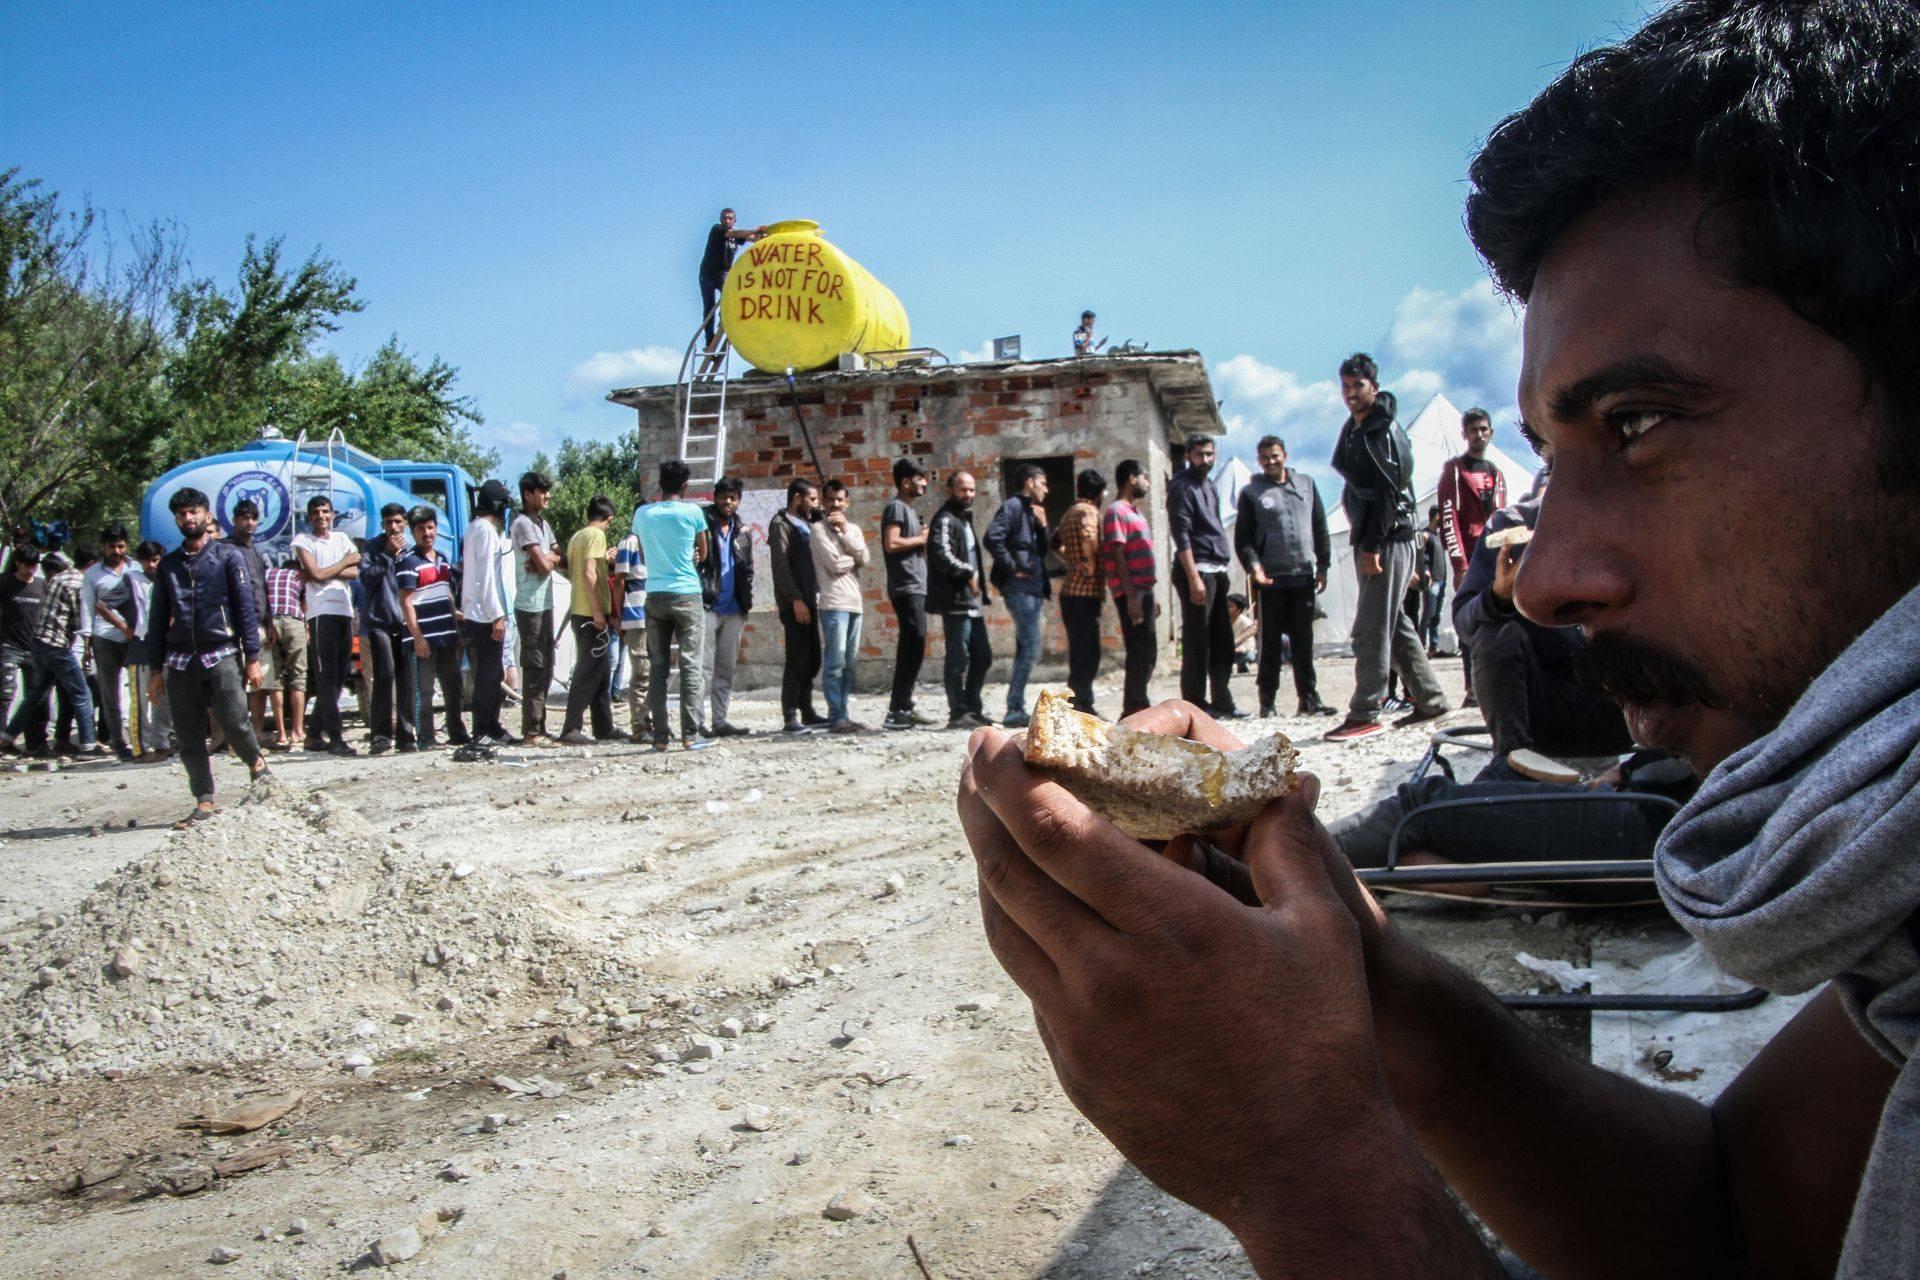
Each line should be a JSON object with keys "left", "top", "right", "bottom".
{"left": 528, "top": 431, "right": 643, "bottom": 544}
{"left": 0, "top": 168, "right": 181, "bottom": 537}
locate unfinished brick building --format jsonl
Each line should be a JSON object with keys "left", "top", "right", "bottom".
{"left": 606, "top": 351, "right": 1227, "bottom": 695}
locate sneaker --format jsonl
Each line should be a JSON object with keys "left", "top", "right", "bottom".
{"left": 445, "top": 732, "right": 472, "bottom": 747}
{"left": 599, "top": 729, "right": 634, "bottom": 743}
{"left": 1298, "top": 697, "right": 1338, "bottom": 717}
{"left": 327, "top": 740, "right": 359, "bottom": 757}
{"left": 800, "top": 711, "right": 831, "bottom": 727}
{"left": 713, "top": 721, "right": 752, "bottom": 738}
{"left": 1258, "top": 703, "right": 1276, "bottom": 718}
{"left": 830, "top": 719, "right": 866, "bottom": 734}
{"left": 1324, "top": 718, "right": 1387, "bottom": 742}
{"left": 883, "top": 712, "right": 914, "bottom": 731}
{"left": 1002, "top": 711, "right": 1031, "bottom": 729}
{"left": 1217, "top": 708, "right": 1251, "bottom": 721}
{"left": 369, "top": 736, "right": 393, "bottom": 755}
{"left": 907, "top": 708, "right": 939, "bottom": 727}
{"left": 946, "top": 714, "right": 979, "bottom": 730}
{"left": 115, "top": 746, "right": 135, "bottom": 763}
{"left": 558, "top": 730, "right": 596, "bottom": 746}
{"left": 683, "top": 736, "right": 713, "bottom": 751}
{"left": 483, "top": 732, "right": 521, "bottom": 747}
{"left": 1393, "top": 704, "right": 1452, "bottom": 729}
{"left": 396, "top": 740, "right": 419, "bottom": 753}
{"left": 78, "top": 742, "right": 110, "bottom": 757}
{"left": 964, "top": 712, "right": 995, "bottom": 729}
{"left": 782, "top": 719, "right": 812, "bottom": 735}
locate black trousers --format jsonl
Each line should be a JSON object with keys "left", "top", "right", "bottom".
{"left": 1115, "top": 596, "right": 1157, "bottom": 717}
{"left": 779, "top": 605, "right": 823, "bottom": 719}
{"left": 413, "top": 643, "right": 467, "bottom": 744}
{"left": 1470, "top": 618, "right": 1632, "bottom": 760}
{"left": 1060, "top": 594, "right": 1103, "bottom": 713}
{"left": 1178, "top": 572, "right": 1236, "bottom": 714}
{"left": 309, "top": 614, "right": 353, "bottom": 744}
{"left": 462, "top": 619, "right": 508, "bottom": 739}
{"left": 166, "top": 654, "right": 263, "bottom": 801}
{"left": 700, "top": 276, "right": 724, "bottom": 347}
{"left": 889, "top": 593, "right": 927, "bottom": 713}
{"left": 517, "top": 608, "right": 556, "bottom": 738}
{"left": 941, "top": 612, "right": 992, "bottom": 717}
{"left": 1256, "top": 583, "right": 1319, "bottom": 707}
{"left": 365, "top": 628, "right": 417, "bottom": 746}
{"left": 562, "top": 615, "right": 616, "bottom": 738}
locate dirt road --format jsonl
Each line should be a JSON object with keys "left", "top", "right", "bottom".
{"left": 0, "top": 657, "right": 1606, "bottom": 1278}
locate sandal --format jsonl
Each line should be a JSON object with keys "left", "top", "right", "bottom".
{"left": 172, "top": 807, "right": 216, "bottom": 830}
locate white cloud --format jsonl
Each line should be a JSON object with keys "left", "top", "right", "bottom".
{"left": 473, "top": 418, "right": 561, "bottom": 455}
{"left": 1213, "top": 276, "right": 1526, "bottom": 472}
{"left": 955, "top": 342, "right": 995, "bottom": 364}
{"left": 566, "top": 345, "right": 683, "bottom": 399}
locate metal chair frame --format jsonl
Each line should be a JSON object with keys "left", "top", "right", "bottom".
{"left": 1353, "top": 726, "right": 1766, "bottom": 1013}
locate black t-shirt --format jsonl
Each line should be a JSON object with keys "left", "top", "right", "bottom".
{"left": 881, "top": 499, "right": 927, "bottom": 595}
{"left": 700, "top": 223, "right": 734, "bottom": 283}
{"left": 1, "top": 572, "right": 45, "bottom": 650}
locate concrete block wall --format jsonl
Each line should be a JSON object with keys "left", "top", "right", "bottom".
{"left": 623, "top": 362, "right": 1186, "bottom": 697}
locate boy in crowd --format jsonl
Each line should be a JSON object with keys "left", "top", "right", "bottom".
{"left": 460, "top": 479, "right": 516, "bottom": 746}
{"left": 1052, "top": 468, "right": 1107, "bottom": 715}
{"left": 700, "top": 478, "right": 755, "bottom": 737}
{"left": 928, "top": 470, "right": 992, "bottom": 729}
{"left": 560, "top": 495, "right": 620, "bottom": 744}
{"left": 633, "top": 460, "right": 710, "bottom": 751}
{"left": 510, "top": 471, "right": 561, "bottom": 745}
{"left": 880, "top": 459, "right": 936, "bottom": 731}
{"left": 292, "top": 496, "right": 360, "bottom": 755}
{"left": 612, "top": 519, "right": 651, "bottom": 741}
{"left": 397, "top": 507, "right": 467, "bottom": 748}
{"left": 82, "top": 523, "right": 140, "bottom": 759}
{"left": 811, "top": 478, "right": 871, "bottom": 733}
{"left": 359, "top": 503, "right": 418, "bottom": 753}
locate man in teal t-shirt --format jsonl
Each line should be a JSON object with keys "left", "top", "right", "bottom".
{"left": 632, "top": 460, "right": 710, "bottom": 749}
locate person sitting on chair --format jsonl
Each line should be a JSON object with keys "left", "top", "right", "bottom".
{"left": 1452, "top": 480, "right": 1631, "bottom": 769}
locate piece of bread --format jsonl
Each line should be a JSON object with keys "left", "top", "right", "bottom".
{"left": 1022, "top": 689, "right": 1299, "bottom": 840}
{"left": 1505, "top": 748, "right": 1582, "bottom": 785}
{"left": 1483, "top": 525, "right": 1534, "bottom": 549}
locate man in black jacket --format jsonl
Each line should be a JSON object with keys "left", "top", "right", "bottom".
{"left": 700, "top": 478, "right": 756, "bottom": 737}
{"left": 1326, "top": 354, "right": 1449, "bottom": 740}
{"left": 142, "top": 487, "right": 271, "bottom": 825}
{"left": 984, "top": 464, "right": 1051, "bottom": 728}
{"left": 928, "top": 470, "right": 993, "bottom": 729}
{"left": 767, "top": 476, "right": 827, "bottom": 733}
{"left": 1166, "top": 435, "right": 1243, "bottom": 718}
{"left": 1236, "top": 434, "right": 1335, "bottom": 717}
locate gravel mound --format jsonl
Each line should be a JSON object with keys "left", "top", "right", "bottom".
{"left": 1, "top": 787, "right": 627, "bottom": 1083}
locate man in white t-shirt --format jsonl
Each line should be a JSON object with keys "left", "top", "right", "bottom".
{"left": 460, "top": 479, "right": 516, "bottom": 745}
{"left": 509, "top": 471, "right": 562, "bottom": 744}
{"left": 291, "top": 496, "right": 360, "bottom": 755}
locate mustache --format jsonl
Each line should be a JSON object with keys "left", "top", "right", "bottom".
{"left": 1572, "top": 629, "right": 1726, "bottom": 710}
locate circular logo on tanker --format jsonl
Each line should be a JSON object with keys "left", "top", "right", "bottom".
{"left": 216, "top": 470, "right": 291, "bottom": 540}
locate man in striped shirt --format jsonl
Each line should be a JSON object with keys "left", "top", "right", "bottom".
{"left": 398, "top": 507, "right": 468, "bottom": 747}
{"left": 1052, "top": 468, "right": 1107, "bottom": 714}
{"left": 1100, "top": 459, "right": 1157, "bottom": 718}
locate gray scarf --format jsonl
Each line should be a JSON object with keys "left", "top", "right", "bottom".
{"left": 1657, "top": 582, "right": 1920, "bottom": 1278}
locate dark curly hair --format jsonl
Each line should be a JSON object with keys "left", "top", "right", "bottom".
{"left": 1466, "top": 0, "right": 1920, "bottom": 487}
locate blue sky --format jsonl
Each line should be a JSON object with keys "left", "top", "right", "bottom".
{"left": 6, "top": 0, "right": 1653, "bottom": 483}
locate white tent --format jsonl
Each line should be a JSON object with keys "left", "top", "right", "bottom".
{"left": 1214, "top": 455, "right": 1254, "bottom": 525}
{"left": 1313, "top": 393, "right": 1537, "bottom": 652}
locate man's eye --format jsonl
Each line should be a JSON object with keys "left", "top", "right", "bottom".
{"left": 1611, "top": 408, "right": 1670, "bottom": 446}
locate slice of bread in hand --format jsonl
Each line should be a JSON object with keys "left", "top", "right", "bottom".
{"left": 1022, "top": 689, "right": 1299, "bottom": 840}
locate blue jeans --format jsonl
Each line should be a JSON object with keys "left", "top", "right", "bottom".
{"left": 6, "top": 641, "right": 95, "bottom": 748}
{"left": 820, "top": 609, "right": 863, "bottom": 723}
{"left": 1004, "top": 591, "right": 1044, "bottom": 717}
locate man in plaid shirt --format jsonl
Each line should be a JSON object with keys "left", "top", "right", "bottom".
{"left": 1051, "top": 468, "right": 1108, "bottom": 714}
{"left": 264, "top": 560, "right": 307, "bottom": 749}
{"left": 0, "top": 550, "right": 103, "bottom": 756}
{"left": 1101, "top": 459, "right": 1158, "bottom": 718}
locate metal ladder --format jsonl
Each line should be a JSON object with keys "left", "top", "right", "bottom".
{"left": 674, "top": 304, "right": 733, "bottom": 483}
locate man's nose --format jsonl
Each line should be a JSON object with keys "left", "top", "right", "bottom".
{"left": 1511, "top": 477, "right": 1634, "bottom": 630}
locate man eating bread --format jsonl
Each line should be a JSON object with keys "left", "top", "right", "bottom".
{"left": 959, "top": 2, "right": 1920, "bottom": 1275}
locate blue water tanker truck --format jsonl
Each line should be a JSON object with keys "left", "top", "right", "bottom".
{"left": 140, "top": 427, "right": 478, "bottom": 564}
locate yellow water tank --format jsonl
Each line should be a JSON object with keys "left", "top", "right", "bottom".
{"left": 720, "top": 220, "right": 909, "bottom": 373}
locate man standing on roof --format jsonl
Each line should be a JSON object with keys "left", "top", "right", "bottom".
{"left": 700, "top": 208, "right": 768, "bottom": 354}
{"left": 1073, "top": 311, "right": 1102, "bottom": 356}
